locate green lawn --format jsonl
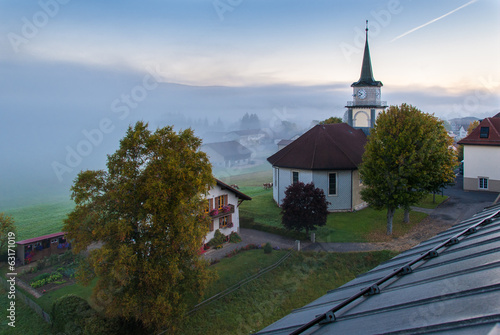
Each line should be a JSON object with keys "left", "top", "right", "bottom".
{"left": 7, "top": 247, "right": 396, "bottom": 335}
{"left": 3, "top": 201, "right": 74, "bottom": 241}
{"left": 180, "top": 250, "right": 397, "bottom": 334}
{"left": 0, "top": 287, "right": 53, "bottom": 335}
{"left": 35, "top": 278, "right": 97, "bottom": 312}
{"left": 239, "top": 191, "right": 446, "bottom": 243}
{"left": 203, "top": 249, "right": 286, "bottom": 299}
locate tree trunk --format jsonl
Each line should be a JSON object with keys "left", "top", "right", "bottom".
{"left": 387, "top": 207, "right": 395, "bottom": 235}
{"left": 404, "top": 207, "right": 410, "bottom": 224}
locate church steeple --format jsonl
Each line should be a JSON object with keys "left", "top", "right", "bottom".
{"left": 352, "top": 21, "right": 382, "bottom": 88}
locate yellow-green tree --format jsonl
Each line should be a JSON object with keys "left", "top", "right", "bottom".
{"left": 64, "top": 122, "right": 215, "bottom": 333}
{"left": 359, "top": 104, "right": 456, "bottom": 234}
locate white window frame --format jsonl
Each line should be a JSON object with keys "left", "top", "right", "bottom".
{"left": 478, "top": 177, "right": 489, "bottom": 190}
{"left": 328, "top": 172, "right": 337, "bottom": 196}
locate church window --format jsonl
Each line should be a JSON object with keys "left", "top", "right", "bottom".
{"left": 292, "top": 171, "right": 299, "bottom": 184}
{"left": 328, "top": 173, "right": 337, "bottom": 196}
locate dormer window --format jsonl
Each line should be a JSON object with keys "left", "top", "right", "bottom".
{"left": 480, "top": 127, "right": 489, "bottom": 138}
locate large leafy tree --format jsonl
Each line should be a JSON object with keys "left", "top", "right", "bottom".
{"left": 63, "top": 122, "right": 215, "bottom": 333}
{"left": 281, "top": 182, "right": 329, "bottom": 235}
{"left": 359, "top": 104, "right": 456, "bottom": 234}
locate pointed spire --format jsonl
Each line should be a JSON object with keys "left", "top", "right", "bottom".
{"left": 352, "top": 20, "right": 382, "bottom": 87}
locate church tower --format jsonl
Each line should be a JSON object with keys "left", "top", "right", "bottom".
{"left": 346, "top": 21, "right": 387, "bottom": 134}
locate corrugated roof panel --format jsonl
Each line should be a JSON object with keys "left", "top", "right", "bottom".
{"left": 258, "top": 204, "right": 500, "bottom": 335}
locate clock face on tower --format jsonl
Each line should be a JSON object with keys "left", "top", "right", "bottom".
{"left": 357, "top": 89, "right": 367, "bottom": 99}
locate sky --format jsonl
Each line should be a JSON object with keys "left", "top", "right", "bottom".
{"left": 0, "top": 0, "right": 499, "bottom": 207}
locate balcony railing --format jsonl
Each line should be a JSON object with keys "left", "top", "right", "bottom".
{"left": 209, "top": 204, "right": 235, "bottom": 219}
{"left": 346, "top": 101, "right": 387, "bottom": 107}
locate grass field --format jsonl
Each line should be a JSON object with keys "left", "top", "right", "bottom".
{"left": 3, "top": 200, "right": 74, "bottom": 241}
{"left": 180, "top": 250, "right": 397, "bottom": 334}
{"left": 239, "top": 188, "right": 447, "bottom": 243}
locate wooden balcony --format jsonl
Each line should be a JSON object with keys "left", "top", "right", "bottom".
{"left": 209, "top": 204, "right": 235, "bottom": 219}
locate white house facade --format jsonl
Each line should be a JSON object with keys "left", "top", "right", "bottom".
{"left": 204, "top": 179, "right": 251, "bottom": 242}
{"left": 458, "top": 114, "right": 500, "bottom": 192}
{"left": 272, "top": 167, "right": 365, "bottom": 212}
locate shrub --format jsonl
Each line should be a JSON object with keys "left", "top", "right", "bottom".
{"left": 229, "top": 232, "right": 242, "bottom": 243}
{"left": 32, "top": 272, "right": 51, "bottom": 282}
{"left": 264, "top": 242, "right": 273, "bottom": 254}
{"left": 51, "top": 294, "right": 94, "bottom": 333}
{"left": 207, "top": 229, "right": 226, "bottom": 248}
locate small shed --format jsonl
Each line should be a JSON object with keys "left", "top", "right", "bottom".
{"left": 16, "top": 232, "right": 70, "bottom": 265}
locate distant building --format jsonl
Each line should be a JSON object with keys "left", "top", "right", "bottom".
{"left": 458, "top": 113, "right": 500, "bottom": 192}
{"left": 223, "top": 129, "right": 268, "bottom": 146}
{"left": 17, "top": 232, "right": 70, "bottom": 265}
{"left": 202, "top": 141, "right": 252, "bottom": 168}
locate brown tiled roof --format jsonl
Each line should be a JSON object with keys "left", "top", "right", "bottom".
{"left": 267, "top": 124, "right": 367, "bottom": 170}
{"left": 458, "top": 116, "right": 500, "bottom": 146}
{"left": 215, "top": 179, "right": 252, "bottom": 201}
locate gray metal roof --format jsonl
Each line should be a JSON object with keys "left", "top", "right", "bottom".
{"left": 258, "top": 203, "right": 500, "bottom": 335}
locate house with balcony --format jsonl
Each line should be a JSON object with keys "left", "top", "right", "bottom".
{"left": 458, "top": 112, "right": 500, "bottom": 192}
{"left": 204, "top": 179, "right": 252, "bottom": 242}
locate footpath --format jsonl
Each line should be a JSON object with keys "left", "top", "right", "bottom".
{"left": 203, "top": 182, "right": 499, "bottom": 261}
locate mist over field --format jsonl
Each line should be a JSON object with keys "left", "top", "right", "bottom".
{"left": 1, "top": 59, "right": 499, "bottom": 210}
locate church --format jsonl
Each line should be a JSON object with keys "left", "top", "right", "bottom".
{"left": 267, "top": 23, "right": 387, "bottom": 212}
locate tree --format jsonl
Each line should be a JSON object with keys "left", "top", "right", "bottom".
{"left": 281, "top": 182, "right": 329, "bottom": 236}
{"left": 0, "top": 213, "right": 16, "bottom": 253}
{"left": 319, "top": 117, "right": 343, "bottom": 125}
{"left": 63, "top": 122, "right": 215, "bottom": 334}
{"left": 359, "top": 104, "right": 456, "bottom": 234}
{"left": 467, "top": 120, "right": 480, "bottom": 135}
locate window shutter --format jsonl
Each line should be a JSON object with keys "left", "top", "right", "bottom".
{"left": 209, "top": 220, "right": 214, "bottom": 232}
{"left": 224, "top": 194, "right": 228, "bottom": 206}
{"left": 209, "top": 198, "right": 213, "bottom": 210}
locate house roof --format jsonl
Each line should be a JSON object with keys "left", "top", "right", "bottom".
{"left": 458, "top": 114, "right": 500, "bottom": 146}
{"left": 215, "top": 179, "right": 252, "bottom": 201}
{"left": 351, "top": 25, "right": 382, "bottom": 88}
{"left": 258, "top": 203, "right": 500, "bottom": 335}
{"left": 202, "top": 141, "right": 252, "bottom": 160}
{"left": 267, "top": 124, "right": 367, "bottom": 170}
{"left": 17, "top": 232, "right": 66, "bottom": 245}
